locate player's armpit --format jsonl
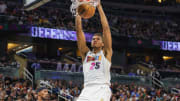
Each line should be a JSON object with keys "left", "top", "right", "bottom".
{"left": 104, "top": 48, "right": 113, "bottom": 62}
{"left": 103, "top": 31, "right": 113, "bottom": 62}
{"left": 75, "top": 15, "right": 89, "bottom": 61}
{"left": 77, "top": 39, "right": 89, "bottom": 61}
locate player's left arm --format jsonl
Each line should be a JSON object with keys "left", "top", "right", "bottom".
{"left": 97, "top": 2, "right": 113, "bottom": 62}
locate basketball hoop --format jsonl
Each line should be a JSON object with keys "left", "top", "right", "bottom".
{"left": 70, "top": 0, "right": 99, "bottom": 16}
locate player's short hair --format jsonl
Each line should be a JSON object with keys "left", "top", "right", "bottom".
{"left": 93, "top": 33, "right": 103, "bottom": 37}
{"left": 36, "top": 87, "right": 48, "bottom": 93}
{"left": 93, "top": 33, "right": 104, "bottom": 42}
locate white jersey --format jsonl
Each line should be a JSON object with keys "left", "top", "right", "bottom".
{"left": 83, "top": 50, "right": 111, "bottom": 87}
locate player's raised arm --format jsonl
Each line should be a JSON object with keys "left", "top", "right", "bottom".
{"left": 75, "top": 14, "right": 89, "bottom": 61}
{"left": 97, "top": 2, "right": 113, "bottom": 62}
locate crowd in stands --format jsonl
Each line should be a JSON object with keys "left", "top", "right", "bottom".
{"left": 0, "top": 0, "right": 180, "bottom": 41}
{"left": 0, "top": 73, "right": 180, "bottom": 101}
{"left": 109, "top": 0, "right": 180, "bottom": 7}
{"left": 110, "top": 82, "right": 180, "bottom": 101}
{"left": 0, "top": 74, "right": 35, "bottom": 101}
{"left": 0, "top": 55, "right": 19, "bottom": 68}
{"left": 41, "top": 80, "right": 180, "bottom": 101}
{"left": 140, "top": 60, "right": 180, "bottom": 73}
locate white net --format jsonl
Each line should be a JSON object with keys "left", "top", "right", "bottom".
{"left": 70, "top": 0, "right": 99, "bottom": 16}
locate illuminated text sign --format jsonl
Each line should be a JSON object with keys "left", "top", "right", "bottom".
{"left": 31, "top": 27, "right": 93, "bottom": 42}
{"left": 161, "top": 41, "right": 180, "bottom": 51}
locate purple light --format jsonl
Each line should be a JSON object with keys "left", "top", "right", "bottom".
{"left": 160, "top": 41, "right": 180, "bottom": 51}
{"left": 31, "top": 27, "right": 93, "bottom": 42}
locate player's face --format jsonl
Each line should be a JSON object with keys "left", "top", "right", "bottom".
{"left": 91, "top": 35, "right": 104, "bottom": 48}
{"left": 40, "top": 89, "right": 49, "bottom": 100}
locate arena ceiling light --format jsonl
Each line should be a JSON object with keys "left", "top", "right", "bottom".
{"left": 158, "top": 0, "right": 162, "bottom": 3}
{"left": 24, "top": 0, "right": 51, "bottom": 11}
{"left": 163, "top": 56, "right": 173, "bottom": 61}
{"left": 8, "top": 43, "right": 19, "bottom": 50}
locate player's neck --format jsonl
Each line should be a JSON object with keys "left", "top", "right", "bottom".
{"left": 92, "top": 48, "right": 101, "bottom": 54}
{"left": 37, "top": 97, "right": 43, "bottom": 101}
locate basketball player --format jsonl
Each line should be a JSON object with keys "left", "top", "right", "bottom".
{"left": 75, "top": 1, "right": 112, "bottom": 101}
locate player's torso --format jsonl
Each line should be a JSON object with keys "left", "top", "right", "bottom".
{"left": 83, "top": 50, "right": 111, "bottom": 86}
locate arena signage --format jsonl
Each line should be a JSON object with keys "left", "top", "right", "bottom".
{"left": 30, "top": 62, "right": 83, "bottom": 72}
{"left": 161, "top": 41, "right": 180, "bottom": 51}
{"left": 31, "top": 27, "right": 93, "bottom": 42}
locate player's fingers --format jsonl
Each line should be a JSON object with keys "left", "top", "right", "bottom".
{"left": 76, "top": 8, "right": 80, "bottom": 16}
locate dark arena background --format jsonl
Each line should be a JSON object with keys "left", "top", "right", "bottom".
{"left": 0, "top": 0, "right": 180, "bottom": 101}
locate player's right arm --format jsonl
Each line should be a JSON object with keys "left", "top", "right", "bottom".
{"left": 75, "top": 14, "right": 89, "bottom": 61}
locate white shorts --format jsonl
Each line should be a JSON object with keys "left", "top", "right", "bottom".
{"left": 77, "top": 84, "right": 111, "bottom": 101}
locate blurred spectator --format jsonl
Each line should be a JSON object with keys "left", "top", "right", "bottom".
{"left": 37, "top": 87, "right": 49, "bottom": 101}
{"left": 56, "top": 61, "right": 62, "bottom": 71}
{"left": 31, "top": 60, "right": 41, "bottom": 70}
{"left": 151, "top": 68, "right": 161, "bottom": 89}
{"left": 0, "top": 1, "right": 7, "bottom": 14}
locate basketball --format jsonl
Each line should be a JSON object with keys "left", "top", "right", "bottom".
{"left": 77, "top": 4, "right": 96, "bottom": 19}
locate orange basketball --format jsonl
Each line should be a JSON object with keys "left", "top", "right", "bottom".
{"left": 78, "top": 4, "right": 95, "bottom": 19}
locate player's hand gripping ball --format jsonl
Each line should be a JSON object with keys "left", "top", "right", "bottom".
{"left": 77, "top": 3, "right": 96, "bottom": 19}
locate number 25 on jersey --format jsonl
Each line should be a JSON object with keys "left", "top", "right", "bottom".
{"left": 90, "top": 62, "right": 100, "bottom": 70}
